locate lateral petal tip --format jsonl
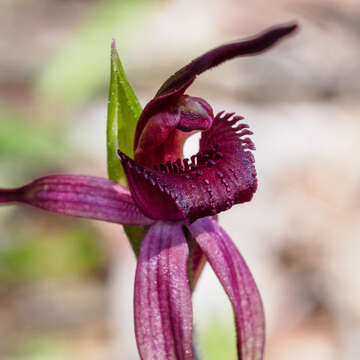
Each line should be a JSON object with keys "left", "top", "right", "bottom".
{"left": 0, "top": 188, "right": 21, "bottom": 204}
{"left": 189, "top": 217, "right": 265, "bottom": 360}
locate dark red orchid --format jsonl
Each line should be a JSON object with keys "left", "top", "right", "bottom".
{"left": 0, "top": 23, "right": 297, "bottom": 359}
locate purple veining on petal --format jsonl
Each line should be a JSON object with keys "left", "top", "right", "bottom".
{"left": 0, "top": 175, "right": 153, "bottom": 225}
{"left": 189, "top": 217, "right": 265, "bottom": 360}
{"left": 120, "top": 111, "right": 256, "bottom": 222}
{"left": 134, "top": 222, "right": 193, "bottom": 360}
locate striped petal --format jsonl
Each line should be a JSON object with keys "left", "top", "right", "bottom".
{"left": 134, "top": 222, "right": 193, "bottom": 359}
{"left": 0, "top": 175, "right": 153, "bottom": 225}
{"left": 189, "top": 217, "right": 265, "bottom": 360}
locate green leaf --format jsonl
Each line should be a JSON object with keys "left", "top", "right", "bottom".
{"left": 107, "top": 40, "right": 142, "bottom": 184}
{"left": 106, "top": 40, "right": 146, "bottom": 256}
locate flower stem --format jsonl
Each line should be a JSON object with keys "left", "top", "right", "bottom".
{"left": 193, "top": 326, "right": 202, "bottom": 360}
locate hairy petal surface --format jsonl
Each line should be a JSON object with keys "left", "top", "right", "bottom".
{"left": 134, "top": 222, "right": 193, "bottom": 360}
{"left": 0, "top": 175, "right": 153, "bottom": 225}
{"left": 189, "top": 217, "right": 265, "bottom": 360}
{"left": 120, "top": 112, "right": 256, "bottom": 222}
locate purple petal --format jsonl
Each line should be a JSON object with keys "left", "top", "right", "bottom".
{"left": 189, "top": 217, "right": 265, "bottom": 360}
{"left": 156, "top": 22, "right": 298, "bottom": 96}
{"left": 120, "top": 112, "right": 256, "bottom": 222}
{"left": 0, "top": 175, "right": 153, "bottom": 225}
{"left": 134, "top": 222, "right": 193, "bottom": 359}
{"left": 134, "top": 22, "right": 298, "bottom": 149}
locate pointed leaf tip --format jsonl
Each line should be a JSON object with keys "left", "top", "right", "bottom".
{"left": 107, "top": 38, "right": 142, "bottom": 185}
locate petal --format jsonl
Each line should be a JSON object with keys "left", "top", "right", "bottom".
{"left": 120, "top": 112, "right": 256, "bottom": 222}
{"left": 156, "top": 22, "right": 298, "bottom": 96}
{"left": 0, "top": 175, "right": 153, "bottom": 225}
{"left": 134, "top": 22, "right": 298, "bottom": 149}
{"left": 189, "top": 217, "right": 265, "bottom": 360}
{"left": 134, "top": 222, "right": 193, "bottom": 360}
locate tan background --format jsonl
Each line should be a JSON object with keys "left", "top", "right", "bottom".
{"left": 0, "top": 0, "right": 359, "bottom": 359}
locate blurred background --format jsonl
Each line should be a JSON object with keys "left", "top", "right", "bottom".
{"left": 0, "top": 0, "right": 359, "bottom": 359}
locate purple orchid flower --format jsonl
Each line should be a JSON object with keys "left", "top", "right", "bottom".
{"left": 0, "top": 23, "right": 297, "bottom": 359}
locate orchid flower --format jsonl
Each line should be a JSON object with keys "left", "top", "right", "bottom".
{"left": 0, "top": 23, "right": 298, "bottom": 359}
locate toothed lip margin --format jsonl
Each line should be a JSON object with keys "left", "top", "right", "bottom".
{"left": 118, "top": 111, "right": 257, "bottom": 223}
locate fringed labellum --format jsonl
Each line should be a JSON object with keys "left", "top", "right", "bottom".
{"left": 0, "top": 22, "right": 299, "bottom": 360}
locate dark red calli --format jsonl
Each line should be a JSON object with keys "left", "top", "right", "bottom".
{"left": 122, "top": 22, "right": 297, "bottom": 223}
{"left": 0, "top": 22, "right": 299, "bottom": 360}
{"left": 119, "top": 111, "right": 256, "bottom": 222}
